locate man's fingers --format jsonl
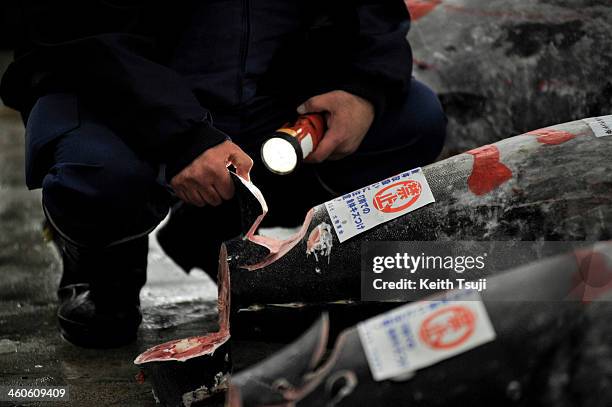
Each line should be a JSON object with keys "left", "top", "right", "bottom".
{"left": 215, "top": 171, "right": 235, "bottom": 201}
{"left": 328, "top": 139, "right": 357, "bottom": 161}
{"left": 195, "top": 190, "right": 209, "bottom": 207}
{"left": 185, "top": 185, "right": 206, "bottom": 207}
{"left": 305, "top": 133, "right": 337, "bottom": 163}
{"left": 201, "top": 185, "right": 223, "bottom": 206}
{"left": 173, "top": 184, "right": 197, "bottom": 206}
{"left": 297, "top": 95, "right": 330, "bottom": 115}
{"left": 174, "top": 187, "right": 189, "bottom": 204}
{"left": 228, "top": 147, "right": 254, "bottom": 181}
{"left": 171, "top": 140, "right": 254, "bottom": 207}
{"left": 328, "top": 150, "right": 351, "bottom": 161}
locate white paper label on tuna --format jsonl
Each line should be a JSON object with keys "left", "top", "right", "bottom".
{"left": 358, "top": 290, "right": 496, "bottom": 381}
{"left": 324, "top": 167, "right": 435, "bottom": 243}
{"left": 584, "top": 115, "right": 612, "bottom": 138}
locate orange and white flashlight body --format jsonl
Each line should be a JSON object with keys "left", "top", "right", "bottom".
{"left": 261, "top": 113, "right": 326, "bottom": 175}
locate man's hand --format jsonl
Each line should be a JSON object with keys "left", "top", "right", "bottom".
{"left": 171, "top": 140, "right": 253, "bottom": 207}
{"left": 297, "top": 90, "right": 375, "bottom": 163}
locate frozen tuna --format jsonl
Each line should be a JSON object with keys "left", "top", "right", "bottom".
{"left": 406, "top": 0, "right": 612, "bottom": 155}
{"left": 228, "top": 242, "right": 612, "bottom": 407}
{"left": 133, "top": 246, "right": 232, "bottom": 407}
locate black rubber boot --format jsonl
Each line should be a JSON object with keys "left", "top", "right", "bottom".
{"left": 45, "top": 222, "right": 148, "bottom": 348}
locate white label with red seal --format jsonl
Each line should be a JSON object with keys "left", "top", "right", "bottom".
{"left": 584, "top": 115, "right": 612, "bottom": 138}
{"left": 324, "top": 167, "right": 435, "bottom": 243}
{"left": 357, "top": 290, "right": 496, "bottom": 381}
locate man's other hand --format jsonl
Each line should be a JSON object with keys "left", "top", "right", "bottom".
{"left": 297, "top": 90, "right": 375, "bottom": 163}
{"left": 171, "top": 140, "right": 253, "bottom": 207}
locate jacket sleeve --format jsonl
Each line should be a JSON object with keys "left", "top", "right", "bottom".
{"left": 337, "top": 0, "right": 413, "bottom": 117}
{"left": 0, "top": 1, "right": 228, "bottom": 180}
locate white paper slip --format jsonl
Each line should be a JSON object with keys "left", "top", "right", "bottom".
{"left": 324, "top": 167, "right": 435, "bottom": 243}
{"left": 232, "top": 172, "right": 268, "bottom": 213}
{"left": 357, "top": 290, "right": 496, "bottom": 381}
{"left": 584, "top": 115, "right": 612, "bottom": 138}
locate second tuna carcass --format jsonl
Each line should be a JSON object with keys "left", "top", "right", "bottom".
{"left": 228, "top": 242, "right": 612, "bottom": 407}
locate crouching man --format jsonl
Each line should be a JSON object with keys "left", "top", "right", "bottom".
{"left": 0, "top": 0, "right": 446, "bottom": 347}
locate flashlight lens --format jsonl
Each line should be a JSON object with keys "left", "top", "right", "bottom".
{"left": 262, "top": 137, "right": 298, "bottom": 174}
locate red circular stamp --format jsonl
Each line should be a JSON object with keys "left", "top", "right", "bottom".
{"left": 419, "top": 306, "right": 476, "bottom": 349}
{"left": 373, "top": 180, "right": 422, "bottom": 213}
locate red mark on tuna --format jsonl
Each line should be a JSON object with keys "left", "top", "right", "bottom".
{"left": 527, "top": 128, "right": 576, "bottom": 145}
{"left": 420, "top": 306, "right": 476, "bottom": 349}
{"left": 568, "top": 249, "right": 612, "bottom": 304}
{"left": 405, "top": 0, "right": 442, "bottom": 21}
{"left": 467, "top": 145, "right": 513, "bottom": 195}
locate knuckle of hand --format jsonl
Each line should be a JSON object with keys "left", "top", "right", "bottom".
{"left": 199, "top": 167, "right": 215, "bottom": 180}
{"left": 335, "top": 91, "right": 348, "bottom": 100}
{"left": 338, "top": 146, "right": 354, "bottom": 156}
{"left": 187, "top": 166, "right": 200, "bottom": 177}
{"left": 214, "top": 166, "right": 229, "bottom": 179}
{"left": 201, "top": 160, "right": 215, "bottom": 171}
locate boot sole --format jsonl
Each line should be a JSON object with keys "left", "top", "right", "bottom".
{"left": 57, "top": 313, "right": 138, "bottom": 348}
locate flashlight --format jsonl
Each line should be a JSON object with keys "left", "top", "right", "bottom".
{"left": 261, "top": 113, "right": 326, "bottom": 175}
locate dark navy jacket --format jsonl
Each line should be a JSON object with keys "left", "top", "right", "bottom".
{"left": 0, "top": 0, "right": 413, "bottom": 180}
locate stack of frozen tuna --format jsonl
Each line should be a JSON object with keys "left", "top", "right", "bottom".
{"left": 135, "top": 115, "right": 612, "bottom": 406}
{"left": 406, "top": 0, "right": 612, "bottom": 155}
